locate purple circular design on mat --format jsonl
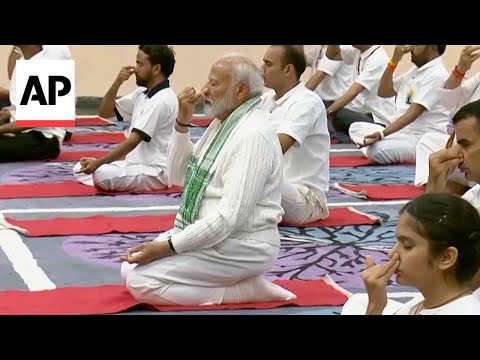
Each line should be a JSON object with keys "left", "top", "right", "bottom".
{"left": 2, "top": 163, "right": 75, "bottom": 184}
{"left": 62, "top": 233, "right": 158, "bottom": 269}
{"left": 266, "top": 243, "right": 399, "bottom": 289}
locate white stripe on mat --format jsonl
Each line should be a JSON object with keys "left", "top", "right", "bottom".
{"left": 1, "top": 200, "right": 409, "bottom": 215}
{"left": 0, "top": 229, "right": 56, "bottom": 291}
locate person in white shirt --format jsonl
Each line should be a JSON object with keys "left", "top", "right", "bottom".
{"left": 304, "top": 45, "right": 353, "bottom": 105}
{"left": 415, "top": 46, "right": 480, "bottom": 188}
{"left": 74, "top": 45, "right": 178, "bottom": 192}
{"left": 119, "top": 53, "right": 296, "bottom": 306}
{"left": 0, "top": 45, "right": 70, "bottom": 162}
{"left": 350, "top": 45, "right": 452, "bottom": 165}
{"left": 342, "top": 192, "right": 480, "bottom": 315}
{"left": 425, "top": 100, "right": 480, "bottom": 298}
{"left": 323, "top": 45, "right": 396, "bottom": 143}
{"left": 260, "top": 45, "right": 330, "bottom": 225}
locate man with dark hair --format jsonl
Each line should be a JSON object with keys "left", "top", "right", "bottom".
{"left": 260, "top": 45, "right": 330, "bottom": 225}
{"left": 426, "top": 99, "right": 480, "bottom": 298}
{"left": 415, "top": 45, "right": 480, "bottom": 188}
{"left": 324, "top": 45, "right": 396, "bottom": 143}
{"left": 351, "top": 45, "right": 452, "bottom": 165}
{"left": 74, "top": 45, "right": 178, "bottom": 192}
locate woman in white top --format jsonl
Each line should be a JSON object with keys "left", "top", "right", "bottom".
{"left": 343, "top": 192, "right": 480, "bottom": 315}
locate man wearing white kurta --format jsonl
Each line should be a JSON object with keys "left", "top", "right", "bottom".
{"left": 74, "top": 46, "right": 178, "bottom": 192}
{"left": 415, "top": 45, "right": 480, "bottom": 187}
{"left": 261, "top": 45, "right": 330, "bottom": 224}
{"left": 120, "top": 54, "right": 296, "bottom": 306}
{"left": 350, "top": 45, "right": 452, "bottom": 165}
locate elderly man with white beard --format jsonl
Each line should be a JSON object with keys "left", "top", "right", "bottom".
{"left": 119, "top": 53, "right": 297, "bottom": 307}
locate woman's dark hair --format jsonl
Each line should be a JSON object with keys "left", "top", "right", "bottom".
{"left": 399, "top": 193, "right": 480, "bottom": 284}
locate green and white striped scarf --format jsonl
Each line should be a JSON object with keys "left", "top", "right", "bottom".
{"left": 175, "top": 96, "right": 261, "bottom": 230}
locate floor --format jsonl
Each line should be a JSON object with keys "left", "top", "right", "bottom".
{"left": 0, "top": 109, "right": 419, "bottom": 315}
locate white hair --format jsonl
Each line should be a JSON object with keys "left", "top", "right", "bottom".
{"left": 219, "top": 53, "right": 264, "bottom": 98}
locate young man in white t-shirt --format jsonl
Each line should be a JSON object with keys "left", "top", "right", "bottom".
{"left": 261, "top": 45, "right": 330, "bottom": 225}
{"left": 304, "top": 45, "right": 353, "bottom": 104}
{"left": 74, "top": 45, "right": 178, "bottom": 192}
{"left": 0, "top": 45, "right": 71, "bottom": 162}
{"left": 415, "top": 45, "right": 480, "bottom": 187}
{"left": 323, "top": 45, "right": 396, "bottom": 143}
{"left": 350, "top": 45, "right": 452, "bottom": 165}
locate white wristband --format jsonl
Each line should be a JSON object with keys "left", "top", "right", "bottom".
{"left": 379, "top": 130, "right": 385, "bottom": 139}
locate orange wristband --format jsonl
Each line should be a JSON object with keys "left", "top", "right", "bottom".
{"left": 387, "top": 59, "right": 397, "bottom": 71}
{"left": 452, "top": 66, "right": 465, "bottom": 79}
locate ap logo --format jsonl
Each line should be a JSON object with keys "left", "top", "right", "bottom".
{"left": 15, "top": 59, "right": 76, "bottom": 128}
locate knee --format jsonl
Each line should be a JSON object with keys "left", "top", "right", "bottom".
{"left": 92, "top": 167, "right": 114, "bottom": 191}
{"left": 125, "top": 267, "right": 167, "bottom": 304}
{"left": 365, "top": 145, "right": 389, "bottom": 164}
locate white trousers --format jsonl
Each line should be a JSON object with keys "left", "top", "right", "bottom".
{"left": 349, "top": 122, "right": 418, "bottom": 165}
{"left": 281, "top": 182, "right": 328, "bottom": 224}
{"left": 73, "top": 160, "right": 167, "bottom": 192}
{"left": 121, "top": 233, "right": 281, "bottom": 306}
{"left": 341, "top": 294, "right": 404, "bottom": 315}
{"left": 414, "top": 132, "right": 471, "bottom": 187}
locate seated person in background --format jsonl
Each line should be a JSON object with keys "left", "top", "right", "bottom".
{"left": 260, "top": 45, "right": 330, "bottom": 225}
{"left": 342, "top": 193, "right": 480, "bottom": 315}
{"left": 304, "top": 45, "right": 353, "bottom": 108}
{"left": 324, "top": 45, "right": 395, "bottom": 143}
{"left": 415, "top": 45, "right": 480, "bottom": 189}
{"left": 74, "top": 45, "right": 178, "bottom": 192}
{"left": 351, "top": 45, "right": 452, "bottom": 165}
{"left": 120, "top": 53, "right": 296, "bottom": 306}
{"left": 0, "top": 87, "right": 9, "bottom": 125}
{"left": 0, "top": 45, "right": 71, "bottom": 162}
{"left": 6, "top": 45, "right": 75, "bottom": 140}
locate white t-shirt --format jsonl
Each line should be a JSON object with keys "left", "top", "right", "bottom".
{"left": 10, "top": 46, "right": 72, "bottom": 143}
{"left": 462, "top": 184, "right": 480, "bottom": 214}
{"left": 115, "top": 80, "right": 178, "bottom": 169}
{"left": 439, "top": 72, "right": 480, "bottom": 113}
{"left": 392, "top": 57, "right": 452, "bottom": 137}
{"left": 260, "top": 82, "right": 330, "bottom": 199}
{"left": 340, "top": 46, "right": 396, "bottom": 126}
{"left": 307, "top": 45, "right": 353, "bottom": 101}
{"left": 395, "top": 293, "right": 480, "bottom": 315}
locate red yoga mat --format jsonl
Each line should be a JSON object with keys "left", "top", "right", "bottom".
{"left": 0, "top": 279, "right": 347, "bottom": 315}
{"left": 75, "top": 116, "right": 112, "bottom": 126}
{"left": 329, "top": 156, "right": 415, "bottom": 167}
{"left": 74, "top": 116, "right": 212, "bottom": 127}
{"left": 54, "top": 151, "right": 117, "bottom": 162}
{"left": 66, "top": 132, "right": 126, "bottom": 144}
{"left": 333, "top": 182, "right": 425, "bottom": 200}
{"left": 5, "top": 207, "right": 380, "bottom": 237}
{"left": 0, "top": 180, "right": 182, "bottom": 199}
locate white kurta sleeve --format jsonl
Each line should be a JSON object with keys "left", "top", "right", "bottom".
{"left": 166, "top": 130, "right": 194, "bottom": 187}
{"left": 170, "top": 132, "right": 276, "bottom": 254}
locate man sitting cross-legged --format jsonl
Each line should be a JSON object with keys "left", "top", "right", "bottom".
{"left": 74, "top": 45, "right": 178, "bottom": 192}
{"left": 261, "top": 45, "right": 330, "bottom": 225}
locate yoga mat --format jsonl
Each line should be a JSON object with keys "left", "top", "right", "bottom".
{"left": 54, "top": 151, "right": 116, "bottom": 162}
{"left": 333, "top": 182, "right": 425, "bottom": 200}
{"left": 74, "top": 116, "right": 212, "bottom": 127}
{"left": 0, "top": 279, "right": 347, "bottom": 315}
{"left": 329, "top": 156, "right": 415, "bottom": 167}
{"left": 5, "top": 208, "right": 380, "bottom": 237}
{"left": 0, "top": 180, "right": 182, "bottom": 199}
{"left": 75, "top": 116, "right": 112, "bottom": 126}
{"left": 66, "top": 132, "right": 126, "bottom": 144}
